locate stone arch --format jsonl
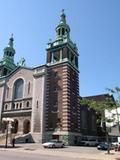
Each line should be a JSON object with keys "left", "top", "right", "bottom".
{"left": 23, "top": 119, "right": 30, "bottom": 134}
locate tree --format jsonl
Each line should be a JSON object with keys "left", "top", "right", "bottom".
{"left": 80, "top": 93, "right": 117, "bottom": 154}
{"left": 106, "top": 87, "right": 120, "bottom": 133}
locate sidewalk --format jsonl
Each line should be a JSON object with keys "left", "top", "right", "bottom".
{"left": 0, "top": 143, "right": 120, "bottom": 160}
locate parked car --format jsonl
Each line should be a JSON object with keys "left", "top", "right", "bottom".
{"left": 79, "top": 139, "right": 98, "bottom": 146}
{"left": 97, "top": 142, "right": 108, "bottom": 150}
{"left": 42, "top": 139, "right": 65, "bottom": 148}
{"left": 97, "top": 142, "right": 113, "bottom": 150}
{"left": 111, "top": 142, "right": 120, "bottom": 147}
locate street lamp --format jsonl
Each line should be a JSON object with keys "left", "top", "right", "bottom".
{"left": 2, "top": 118, "right": 14, "bottom": 148}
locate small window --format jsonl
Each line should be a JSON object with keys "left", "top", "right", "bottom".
{"left": 71, "top": 54, "right": 74, "bottom": 63}
{"left": 26, "top": 101, "right": 29, "bottom": 107}
{"left": 20, "top": 103, "right": 22, "bottom": 109}
{"left": 5, "top": 104, "right": 8, "bottom": 110}
{"left": 16, "top": 103, "right": 19, "bottom": 109}
{"left": 58, "top": 28, "right": 60, "bottom": 35}
{"left": 13, "top": 103, "right": 15, "bottom": 109}
{"left": 62, "top": 28, "right": 65, "bottom": 35}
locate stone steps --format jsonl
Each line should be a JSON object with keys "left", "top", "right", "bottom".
{"left": 15, "top": 133, "right": 35, "bottom": 143}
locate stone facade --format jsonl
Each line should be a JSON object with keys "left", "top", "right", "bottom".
{"left": 0, "top": 11, "right": 99, "bottom": 145}
{"left": 0, "top": 66, "right": 46, "bottom": 142}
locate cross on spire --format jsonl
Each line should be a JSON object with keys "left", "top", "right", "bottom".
{"left": 60, "top": 9, "right": 66, "bottom": 24}
{"left": 8, "top": 33, "right": 14, "bottom": 48}
{"left": 61, "top": 9, "right": 65, "bottom": 14}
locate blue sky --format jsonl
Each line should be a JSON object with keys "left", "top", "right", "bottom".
{"left": 0, "top": 0, "right": 120, "bottom": 97}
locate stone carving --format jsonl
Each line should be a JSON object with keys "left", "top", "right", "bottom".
{"left": 17, "top": 58, "right": 26, "bottom": 66}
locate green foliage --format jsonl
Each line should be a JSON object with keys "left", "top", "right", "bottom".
{"left": 80, "top": 95, "right": 115, "bottom": 112}
{"left": 81, "top": 95, "right": 117, "bottom": 124}
{"left": 80, "top": 87, "right": 120, "bottom": 127}
{"left": 107, "top": 87, "right": 120, "bottom": 108}
{"left": 81, "top": 87, "right": 120, "bottom": 154}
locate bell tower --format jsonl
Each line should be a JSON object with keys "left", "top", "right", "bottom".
{"left": 0, "top": 34, "right": 16, "bottom": 77}
{"left": 45, "top": 10, "right": 80, "bottom": 145}
{"left": 47, "top": 9, "right": 78, "bottom": 69}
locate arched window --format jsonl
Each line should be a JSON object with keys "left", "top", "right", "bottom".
{"left": 13, "top": 79, "right": 24, "bottom": 99}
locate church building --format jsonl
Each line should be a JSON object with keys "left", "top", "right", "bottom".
{"left": 0, "top": 11, "right": 98, "bottom": 145}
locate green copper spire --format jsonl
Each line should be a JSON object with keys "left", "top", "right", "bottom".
{"left": 47, "top": 10, "right": 78, "bottom": 52}
{"left": 0, "top": 35, "right": 16, "bottom": 76}
{"left": 3, "top": 34, "right": 15, "bottom": 60}
{"left": 55, "top": 9, "right": 70, "bottom": 40}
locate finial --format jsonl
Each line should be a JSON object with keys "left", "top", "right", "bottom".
{"left": 8, "top": 33, "right": 14, "bottom": 48}
{"left": 11, "top": 33, "right": 13, "bottom": 38}
{"left": 61, "top": 9, "right": 65, "bottom": 15}
{"left": 60, "top": 9, "right": 66, "bottom": 24}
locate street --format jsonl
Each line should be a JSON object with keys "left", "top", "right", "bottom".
{"left": 0, "top": 150, "right": 91, "bottom": 160}
{"left": 0, "top": 144, "right": 120, "bottom": 160}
